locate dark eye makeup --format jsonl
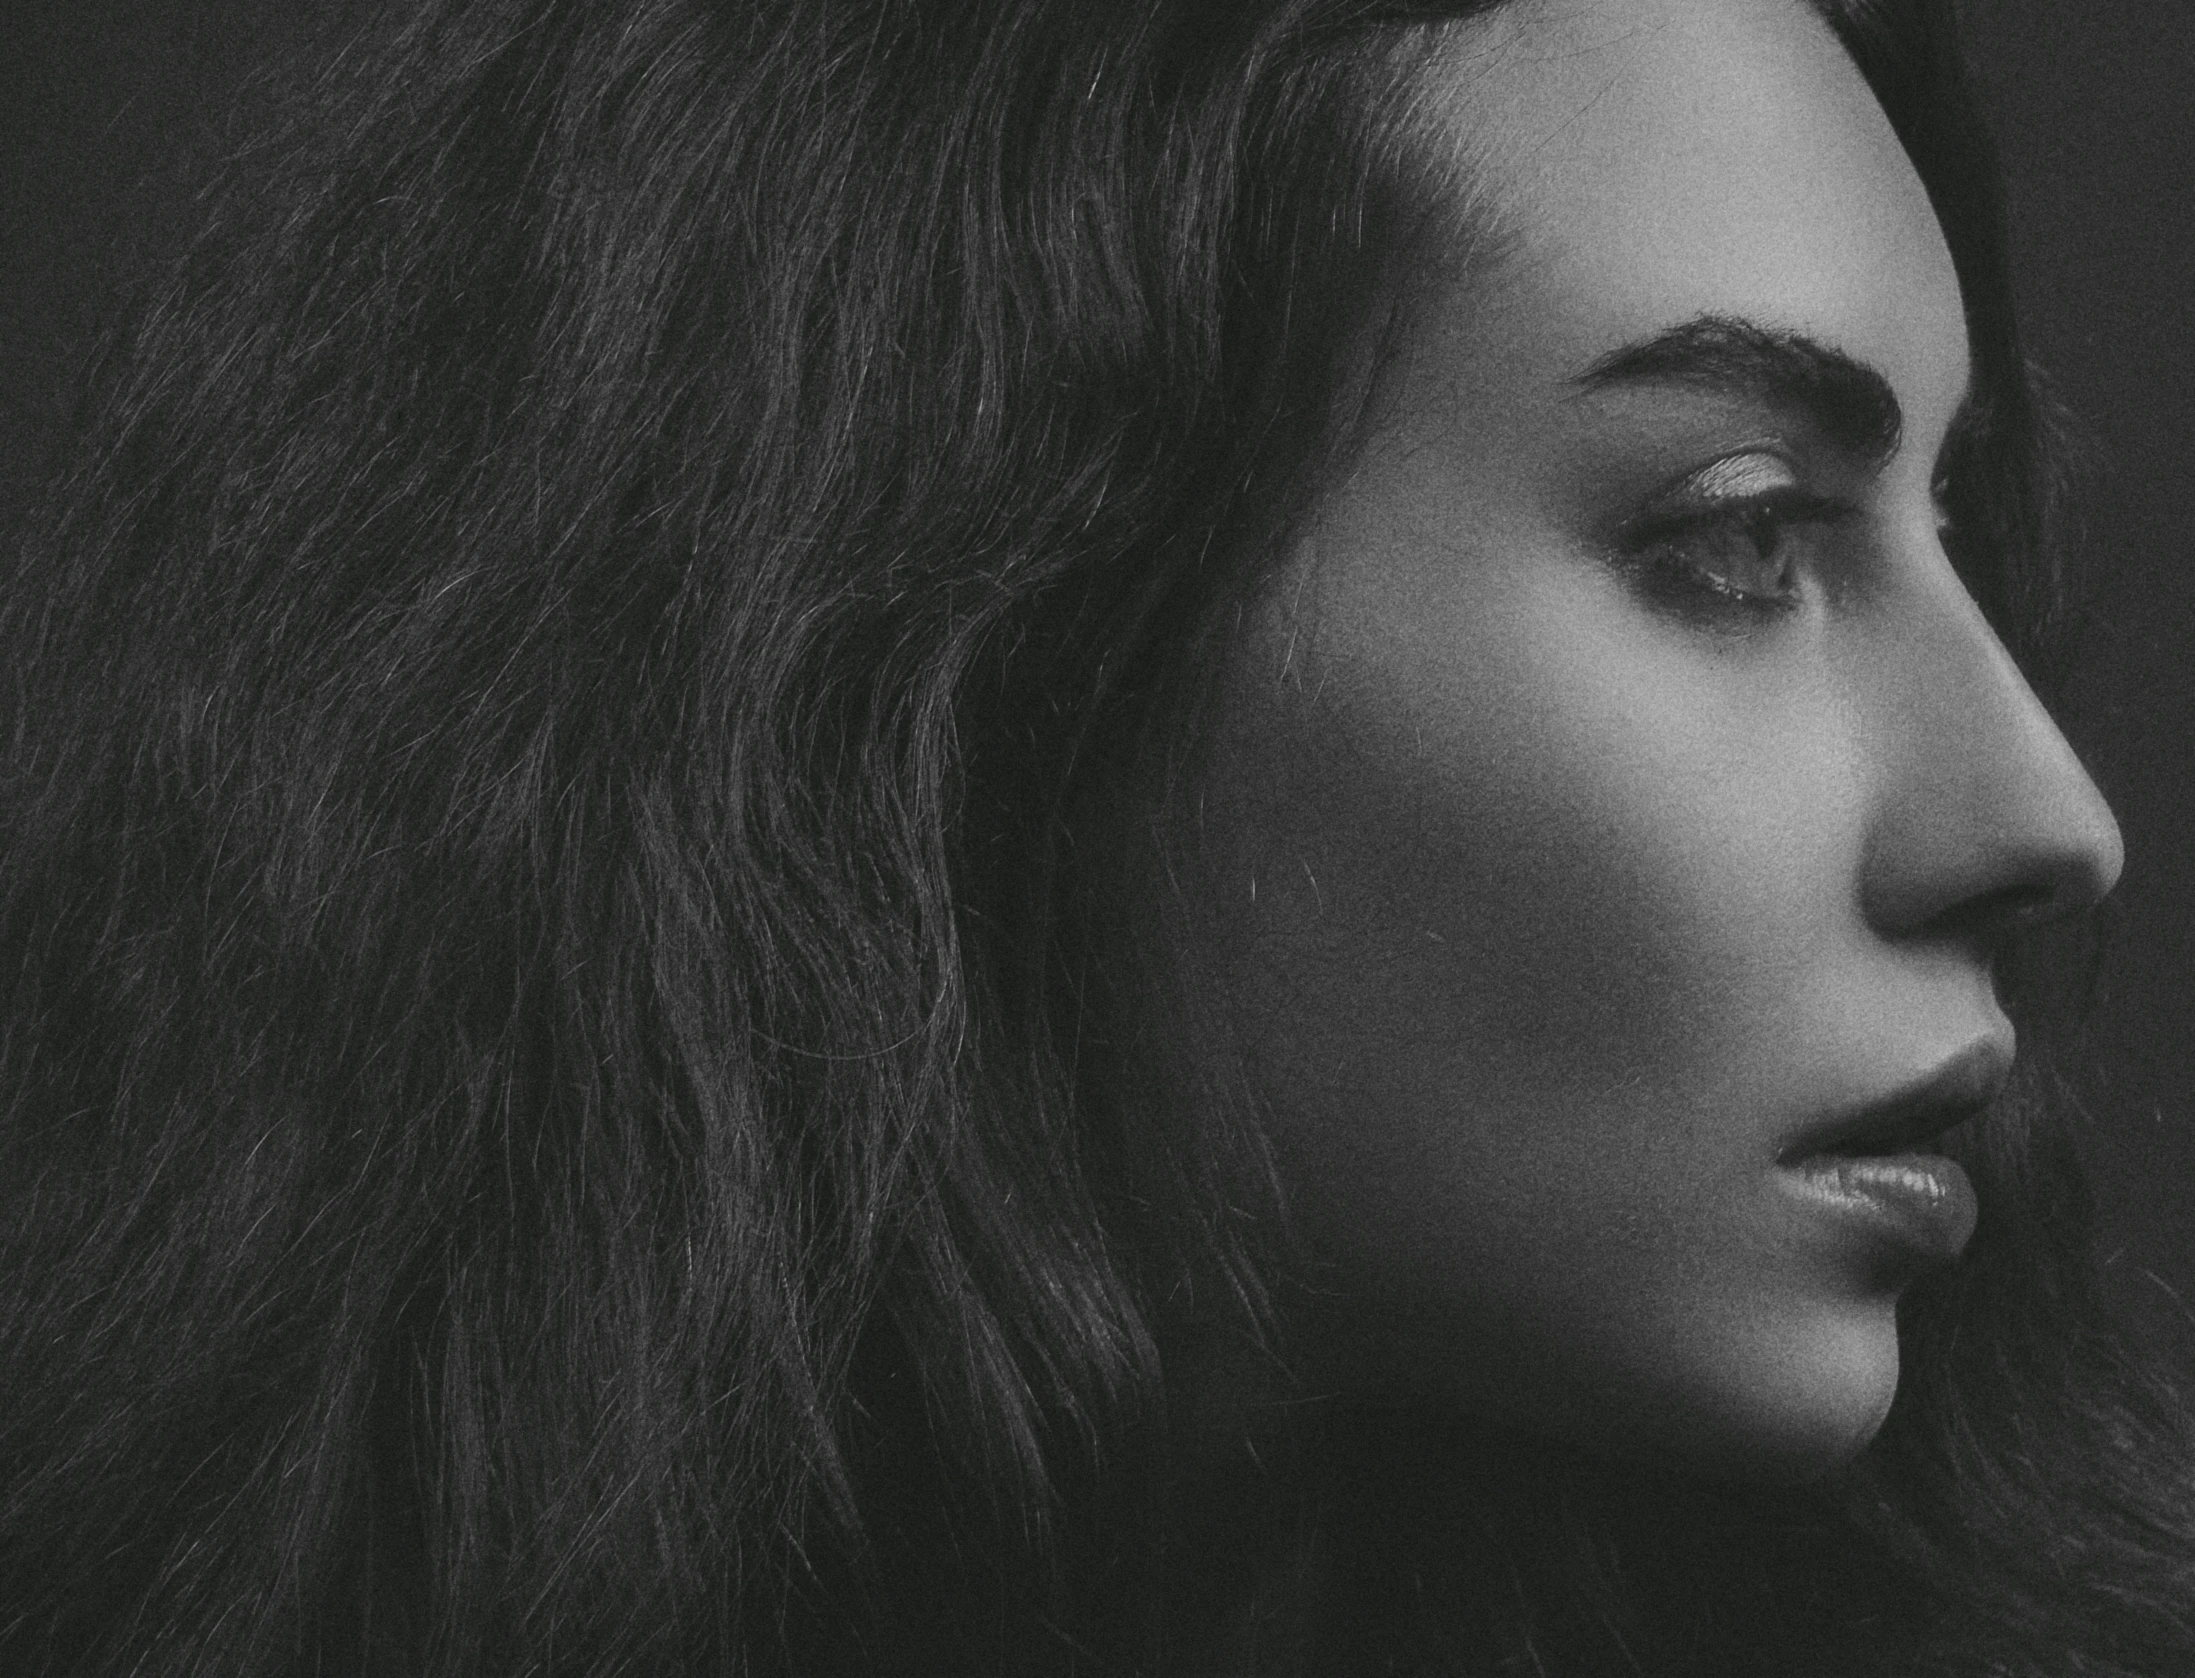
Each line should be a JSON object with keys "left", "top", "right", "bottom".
{"left": 1612, "top": 450, "right": 1852, "bottom": 626}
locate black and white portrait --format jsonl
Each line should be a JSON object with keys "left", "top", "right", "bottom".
{"left": 2, "top": 1, "right": 2191, "bottom": 1672}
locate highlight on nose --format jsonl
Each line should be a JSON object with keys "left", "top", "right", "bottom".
{"left": 1857, "top": 597, "right": 2125, "bottom": 946}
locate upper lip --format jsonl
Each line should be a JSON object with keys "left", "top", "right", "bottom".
{"left": 1778, "top": 1037, "right": 2014, "bottom": 1165}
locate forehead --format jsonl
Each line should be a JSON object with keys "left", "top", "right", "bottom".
{"left": 1392, "top": 0, "right": 1968, "bottom": 412}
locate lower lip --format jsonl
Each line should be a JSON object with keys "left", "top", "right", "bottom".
{"left": 1777, "top": 1152, "right": 1977, "bottom": 1264}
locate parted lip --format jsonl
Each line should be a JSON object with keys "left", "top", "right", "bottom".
{"left": 1777, "top": 1036, "right": 2014, "bottom": 1167}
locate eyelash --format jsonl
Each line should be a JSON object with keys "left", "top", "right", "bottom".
{"left": 1932, "top": 465, "right": 1980, "bottom": 576}
{"left": 1618, "top": 487, "right": 1850, "bottom": 623}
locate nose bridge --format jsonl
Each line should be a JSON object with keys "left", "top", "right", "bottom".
{"left": 1855, "top": 559, "right": 2124, "bottom": 942}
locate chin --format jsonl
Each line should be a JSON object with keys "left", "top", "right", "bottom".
{"left": 1308, "top": 1280, "right": 1915, "bottom": 1486}
{"left": 1650, "top": 1299, "right": 1907, "bottom": 1486}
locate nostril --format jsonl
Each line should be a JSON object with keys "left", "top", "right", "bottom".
{"left": 1993, "top": 880, "right": 2062, "bottom": 930}
{"left": 1923, "top": 880, "right": 2057, "bottom": 946}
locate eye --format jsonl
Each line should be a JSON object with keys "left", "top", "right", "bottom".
{"left": 1930, "top": 391, "right": 1996, "bottom": 588}
{"left": 1931, "top": 460, "right": 1988, "bottom": 587}
{"left": 1614, "top": 453, "right": 1848, "bottom": 625}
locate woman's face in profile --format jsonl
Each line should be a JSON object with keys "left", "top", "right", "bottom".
{"left": 1184, "top": 0, "right": 2124, "bottom": 1479}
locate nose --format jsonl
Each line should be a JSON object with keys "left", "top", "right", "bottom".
{"left": 1856, "top": 557, "right": 2124, "bottom": 947}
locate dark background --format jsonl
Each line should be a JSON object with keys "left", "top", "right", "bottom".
{"left": 1967, "top": 3, "right": 2195, "bottom": 1354}
{"left": 4, "top": 0, "right": 2191, "bottom": 1326}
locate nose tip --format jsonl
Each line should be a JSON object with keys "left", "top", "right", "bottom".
{"left": 2012, "top": 788, "right": 2123, "bottom": 929}
{"left": 1859, "top": 586, "right": 2125, "bottom": 948}
{"left": 1867, "top": 710, "right": 2123, "bottom": 948}
{"left": 1921, "top": 812, "right": 2120, "bottom": 943}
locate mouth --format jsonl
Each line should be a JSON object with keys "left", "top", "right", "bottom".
{"left": 1771, "top": 1038, "right": 2011, "bottom": 1268}
{"left": 1775, "top": 1037, "right": 2012, "bottom": 1169}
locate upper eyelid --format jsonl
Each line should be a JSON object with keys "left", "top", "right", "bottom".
{"left": 1643, "top": 437, "right": 1965, "bottom": 539}
{"left": 1620, "top": 450, "right": 1817, "bottom": 535}
{"left": 1667, "top": 450, "right": 1803, "bottom": 501}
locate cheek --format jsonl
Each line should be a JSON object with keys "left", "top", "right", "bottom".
{"left": 1187, "top": 539, "right": 1893, "bottom": 1468}
{"left": 1206, "top": 548, "right": 1867, "bottom": 1152}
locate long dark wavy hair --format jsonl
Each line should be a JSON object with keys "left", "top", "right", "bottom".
{"left": 2, "top": 0, "right": 2190, "bottom": 1672}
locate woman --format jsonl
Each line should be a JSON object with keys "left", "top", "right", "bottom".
{"left": 2, "top": 0, "right": 2190, "bottom": 1671}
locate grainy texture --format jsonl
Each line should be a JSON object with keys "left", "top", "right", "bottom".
{"left": 1965, "top": 0, "right": 2195, "bottom": 1363}
{"left": 4, "top": 5, "right": 2191, "bottom": 1311}
{"left": 4, "top": 0, "right": 2191, "bottom": 1327}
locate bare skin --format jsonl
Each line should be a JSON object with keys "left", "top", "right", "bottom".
{"left": 1171, "top": 0, "right": 2122, "bottom": 1480}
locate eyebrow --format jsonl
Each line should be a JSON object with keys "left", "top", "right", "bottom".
{"left": 1570, "top": 314, "right": 1907, "bottom": 467}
